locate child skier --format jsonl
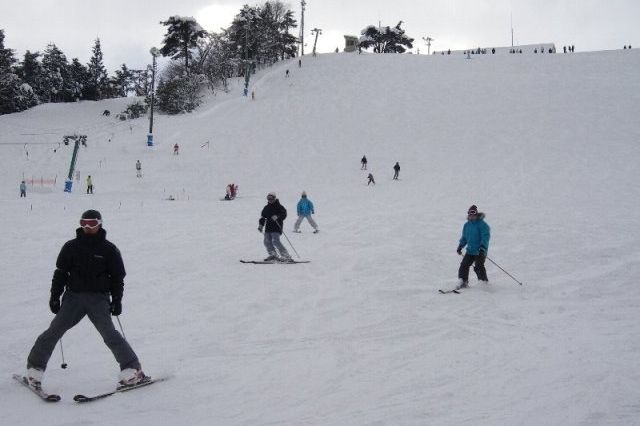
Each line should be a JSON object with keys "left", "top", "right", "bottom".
{"left": 293, "top": 191, "right": 319, "bottom": 233}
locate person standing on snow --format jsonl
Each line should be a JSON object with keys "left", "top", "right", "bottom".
{"left": 173, "top": 143, "right": 179, "bottom": 155}
{"left": 393, "top": 162, "right": 400, "bottom": 180}
{"left": 258, "top": 192, "right": 292, "bottom": 262}
{"left": 456, "top": 205, "right": 491, "bottom": 288}
{"left": 135, "top": 160, "right": 142, "bottom": 178}
{"left": 293, "top": 191, "right": 319, "bottom": 233}
{"left": 20, "top": 180, "right": 27, "bottom": 197}
{"left": 361, "top": 155, "right": 368, "bottom": 170}
{"left": 86, "top": 175, "right": 93, "bottom": 194}
{"left": 24, "top": 209, "right": 146, "bottom": 391}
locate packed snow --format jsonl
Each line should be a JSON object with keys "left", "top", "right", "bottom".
{"left": 1, "top": 49, "right": 640, "bottom": 425}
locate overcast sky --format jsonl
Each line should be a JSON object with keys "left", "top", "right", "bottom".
{"left": 1, "top": 0, "right": 638, "bottom": 72}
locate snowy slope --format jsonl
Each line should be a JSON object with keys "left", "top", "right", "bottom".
{"left": 1, "top": 49, "right": 640, "bottom": 425}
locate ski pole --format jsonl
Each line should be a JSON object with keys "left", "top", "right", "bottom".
{"left": 116, "top": 316, "right": 127, "bottom": 340}
{"left": 270, "top": 217, "right": 301, "bottom": 259}
{"left": 486, "top": 256, "right": 523, "bottom": 286}
{"left": 59, "top": 339, "right": 68, "bottom": 369}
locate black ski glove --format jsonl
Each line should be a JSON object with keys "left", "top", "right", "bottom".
{"left": 258, "top": 226, "right": 263, "bottom": 233}
{"left": 49, "top": 296, "right": 61, "bottom": 314}
{"left": 456, "top": 246, "right": 463, "bottom": 255}
{"left": 478, "top": 247, "right": 487, "bottom": 258}
{"left": 110, "top": 299, "right": 122, "bottom": 316}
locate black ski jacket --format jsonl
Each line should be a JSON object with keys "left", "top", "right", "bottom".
{"left": 259, "top": 200, "right": 287, "bottom": 233}
{"left": 50, "top": 228, "right": 126, "bottom": 301}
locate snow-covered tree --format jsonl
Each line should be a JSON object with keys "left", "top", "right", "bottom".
{"left": 359, "top": 21, "right": 414, "bottom": 53}
{"left": 86, "top": 38, "right": 109, "bottom": 100}
{"left": 68, "top": 58, "right": 89, "bottom": 100}
{"left": 41, "top": 43, "right": 69, "bottom": 102}
{"left": 159, "top": 16, "right": 207, "bottom": 75}
{"left": 111, "top": 63, "right": 134, "bottom": 97}
{"left": 156, "top": 62, "right": 202, "bottom": 114}
{"left": 17, "top": 50, "right": 43, "bottom": 101}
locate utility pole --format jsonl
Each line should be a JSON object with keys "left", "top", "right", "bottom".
{"left": 311, "top": 28, "right": 322, "bottom": 56}
{"left": 148, "top": 47, "right": 158, "bottom": 146}
{"left": 422, "top": 37, "right": 434, "bottom": 55}
{"left": 511, "top": 11, "right": 514, "bottom": 47}
{"left": 300, "top": 0, "right": 306, "bottom": 56}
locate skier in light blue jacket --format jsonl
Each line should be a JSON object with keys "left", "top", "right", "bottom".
{"left": 293, "top": 191, "right": 319, "bottom": 233}
{"left": 456, "top": 205, "right": 490, "bottom": 287}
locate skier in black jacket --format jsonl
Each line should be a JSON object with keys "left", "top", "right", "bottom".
{"left": 24, "top": 210, "right": 146, "bottom": 390}
{"left": 258, "top": 192, "right": 292, "bottom": 262}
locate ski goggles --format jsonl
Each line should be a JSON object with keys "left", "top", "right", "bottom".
{"left": 267, "top": 195, "right": 276, "bottom": 201}
{"left": 80, "top": 218, "right": 102, "bottom": 229}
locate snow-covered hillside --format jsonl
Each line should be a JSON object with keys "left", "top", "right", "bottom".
{"left": 2, "top": 49, "right": 640, "bottom": 425}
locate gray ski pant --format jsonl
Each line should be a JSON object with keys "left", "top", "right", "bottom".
{"left": 27, "top": 290, "right": 140, "bottom": 372}
{"left": 263, "top": 232, "right": 290, "bottom": 258}
{"left": 293, "top": 214, "right": 318, "bottom": 231}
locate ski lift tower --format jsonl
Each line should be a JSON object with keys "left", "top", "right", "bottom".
{"left": 422, "top": 37, "right": 435, "bottom": 54}
{"left": 311, "top": 28, "right": 322, "bottom": 56}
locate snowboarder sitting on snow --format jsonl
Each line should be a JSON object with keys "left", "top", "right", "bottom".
{"left": 293, "top": 191, "right": 319, "bottom": 233}
{"left": 258, "top": 192, "right": 293, "bottom": 262}
{"left": 225, "top": 183, "right": 238, "bottom": 200}
{"left": 24, "top": 210, "right": 146, "bottom": 391}
{"left": 456, "top": 205, "right": 491, "bottom": 288}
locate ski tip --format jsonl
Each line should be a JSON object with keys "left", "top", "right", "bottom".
{"left": 47, "top": 394, "right": 62, "bottom": 402}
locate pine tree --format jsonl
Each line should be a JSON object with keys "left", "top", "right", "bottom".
{"left": 68, "top": 58, "right": 89, "bottom": 100}
{"left": 159, "top": 16, "right": 207, "bottom": 75}
{"left": 112, "top": 63, "right": 133, "bottom": 97}
{"left": 41, "top": 43, "right": 69, "bottom": 102}
{"left": 17, "top": 50, "right": 43, "bottom": 99}
{"left": 358, "top": 21, "right": 414, "bottom": 53}
{"left": 0, "top": 29, "right": 22, "bottom": 114}
{"left": 86, "top": 38, "right": 108, "bottom": 100}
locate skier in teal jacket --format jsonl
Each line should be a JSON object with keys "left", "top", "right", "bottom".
{"left": 293, "top": 191, "right": 319, "bottom": 233}
{"left": 456, "top": 205, "right": 490, "bottom": 287}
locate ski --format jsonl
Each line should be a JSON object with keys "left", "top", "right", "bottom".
{"left": 240, "top": 259, "right": 310, "bottom": 264}
{"left": 73, "top": 376, "right": 167, "bottom": 403}
{"left": 438, "top": 289, "right": 460, "bottom": 294}
{"left": 12, "top": 374, "right": 61, "bottom": 402}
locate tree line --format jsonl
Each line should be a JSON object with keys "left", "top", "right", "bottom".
{"left": 1, "top": 0, "right": 413, "bottom": 116}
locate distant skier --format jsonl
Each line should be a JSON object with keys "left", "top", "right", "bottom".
{"left": 367, "top": 173, "right": 375, "bottom": 185}
{"left": 251, "top": 90, "right": 255, "bottom": 100}
{"left": 173, "top": 143, "right": 179, "bottom": 155}
{"left": 285, "top": 69, "right": 290, "bottom": 77}
{"left": 258, "top": 192, "right": 292, "bottom": 262}
{"left": 393, "top": 162, "right": 400, "bottom": 180}
{"left": 298, "top": 59, "right": 302, "bottom": 68}
{"left": 135, "top": 160, "right": 142, "bottom": 178}
{"left": 86, "top": 175, "right": 93, "bottom": 194}
{"left": 293, "top": 191, "right": 319, "bottom": 233}
{"left": 361, "top": 155, "right": 368, "bottom": 170}
{"left": 24, "top": 209, "right": 146, "bottom": 391}
{"left": 456, "top": 205, "right": 491, "bottom": 288}
{"left": 20, "top": 180, "right": 27, "bottom": 197}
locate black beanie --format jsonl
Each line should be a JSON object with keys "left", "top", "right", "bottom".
{"left": 81, "top": 209, "right": 102, "bottom": 220}
{"left": 467, "top": 205, "right": 478, "bottom": 215}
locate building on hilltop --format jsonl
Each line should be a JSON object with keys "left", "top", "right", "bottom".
{"left": 344, "top": 35, "right": 359, "bottom": 52}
